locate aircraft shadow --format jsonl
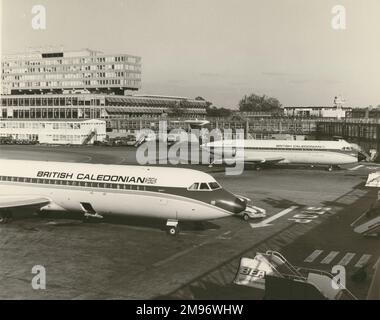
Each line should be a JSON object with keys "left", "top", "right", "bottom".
{"left": 15, "top": 211, "right": 221, "bottom": 233}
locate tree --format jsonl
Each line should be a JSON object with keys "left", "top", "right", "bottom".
{"left": 195, "top": 96, "right": 212, "bottom": 107}
{"left": 239, "top": 94, "right": 282, "bottom": 112}
{"left": 205, "top": 106, "right": 232, "bottom": 117}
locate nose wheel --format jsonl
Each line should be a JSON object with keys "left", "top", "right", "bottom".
{"left": 166, "top": 219, "right": 179, "bottom": 236}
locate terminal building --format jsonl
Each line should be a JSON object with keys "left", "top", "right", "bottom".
{"left": 0, "top": 119, "right": 106, "bottom": 145}
{"left": 0, "top": 48, "right": 207, "bottom": 143}
{"left": 0, "top": 93, "right": 207, "bottom": 120}
{"left": 283, "top": 96, "right": 351, "bottom": 119}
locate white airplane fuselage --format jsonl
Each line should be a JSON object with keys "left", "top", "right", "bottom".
{"left": 204, "top": 139, "right": 361, "bottom": 166}
{"left": 0, "top": 160, "right": 246, "bottom": 222}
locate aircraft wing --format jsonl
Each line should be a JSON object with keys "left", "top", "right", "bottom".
{"left": 211, "top": 157, "right": 285, "bottom": 165}
{"left": 0, "top": 195, "right": 50, "bottom": 210}
{"left": 243, "top": 157, "right": 285, "bottom": 165}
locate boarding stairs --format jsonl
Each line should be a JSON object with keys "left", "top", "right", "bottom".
{"left": 351, "top": 209, "right": 380, "bottom": 236}
{"left": 235, "top": 251, "right": 357, "bottom": 300}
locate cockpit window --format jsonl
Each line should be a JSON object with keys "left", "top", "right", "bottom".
{"left": 188, "top": 182, "right": 220, "bottom": 191}
{"left": 208, "top": 182, "right": 221, "bottom": 190}
{"left": 188, "top": 183, "right": 199, "bottom": 190}
{"left": 200, "top": 183, "right": 210, "bottom": 190}
{"left": 188, "top": 182, "right": 216, "bottom": 191}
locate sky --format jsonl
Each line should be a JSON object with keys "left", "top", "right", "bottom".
{"left": 1, "top": 0, "right": 379, "bottom": 109}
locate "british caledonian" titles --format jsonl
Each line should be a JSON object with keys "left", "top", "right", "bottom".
{"left": 36, "top": 171, "right": 157, "bottom": 184}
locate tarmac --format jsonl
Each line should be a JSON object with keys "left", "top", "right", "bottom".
{"left": 0, "top": 144, "right": 379, "bottom": 299}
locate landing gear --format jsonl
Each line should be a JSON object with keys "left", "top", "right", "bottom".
{"left": 0, "top": 210, "right": 13, "bottom": 224}
{"left": 243, "top": 213, "right": 250, "bottom": 221}
{"left": 81, "top": 202, "right": 103, "bottom": 222}
{"left": 166, "top": 219, "right": 179, "bottom": 236}
{"left": 327, "top": 165, "right": 341, "bottom": 172}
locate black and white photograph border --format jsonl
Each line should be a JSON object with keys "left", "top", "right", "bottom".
{"left": 0, "top": 0, "right": 379, "bottom": 304}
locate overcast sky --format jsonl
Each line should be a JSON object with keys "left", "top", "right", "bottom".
{"left": 1, "top": 0, "right": 379, "bottom": 108}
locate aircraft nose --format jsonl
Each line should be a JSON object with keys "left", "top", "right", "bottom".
{"left": 214, "top": 194, "right": 247, "bottom": 214}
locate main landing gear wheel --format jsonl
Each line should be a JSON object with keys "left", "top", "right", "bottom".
{"left": 243, "top": 213, "right": 250, "bottom": 221}
{"left": 0, "top": 210, "right": 12, "bottom": 224}
{"left": 168, "top": 226, "right": 179, "bottom": 236}
{"left": 166, "top": 219, "right": 179, "bottom": 236}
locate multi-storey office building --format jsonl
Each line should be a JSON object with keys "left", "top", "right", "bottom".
{"left": 1, "top": 49, "right": 141, "bottom": 95}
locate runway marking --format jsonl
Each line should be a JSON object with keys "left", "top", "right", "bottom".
{"left": 337, "top": 253, "right": 356, "bottom": 266}
{"left": 152, "top": 241, "right": 208, "bottom": 267}
{"left": 349, "top": 165, "right": 364, "bottom": 171}
{"left": 304, "top": 250, "right": 324, "bottom": 263}
{"left": 320, "top": 251, "right": 339, "bottom": 264}
{"left": 288, "top": 206, "right": 332, "bottom": 224}
{"left": 250, "top": 206, "right": 298, "bottom": 229}
{"left": 355, "top": 254, "right": 372, "bottom": 268}
{"left": 216, "top": 230, "right": 232, "bottom": 240}
{"left": 153, "top": 228, "right": 236, "bottom": 267}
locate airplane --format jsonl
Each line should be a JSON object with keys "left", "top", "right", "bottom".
{"left": 0, "top": 159, "right": 247, "bottom": 235}
{"left": 202, "top": 139, "right": 368, "bottom": 171}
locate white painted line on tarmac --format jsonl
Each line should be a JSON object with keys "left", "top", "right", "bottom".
{"left": 153, "top": 241, "right": 209, "bottom": 267}
{"left": 304, "top": 250, "right": 324, "bottom": 263}
{"left": 355, "top": 254, "right": 372, "bottom": 268}
{"left": 337, "top": 253, "right": 356, "bottom": 266}
{"left": 250, "top": 206, "right": 298, "bottom": 229}
{"left": 349, "top": 165, "right": 364, "bottom": 171}
{"left": 215, "top": 230, "right": 233, "bottom": 240}
{"left": 321, "top": 251, "right": 339, "bottom": 264}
